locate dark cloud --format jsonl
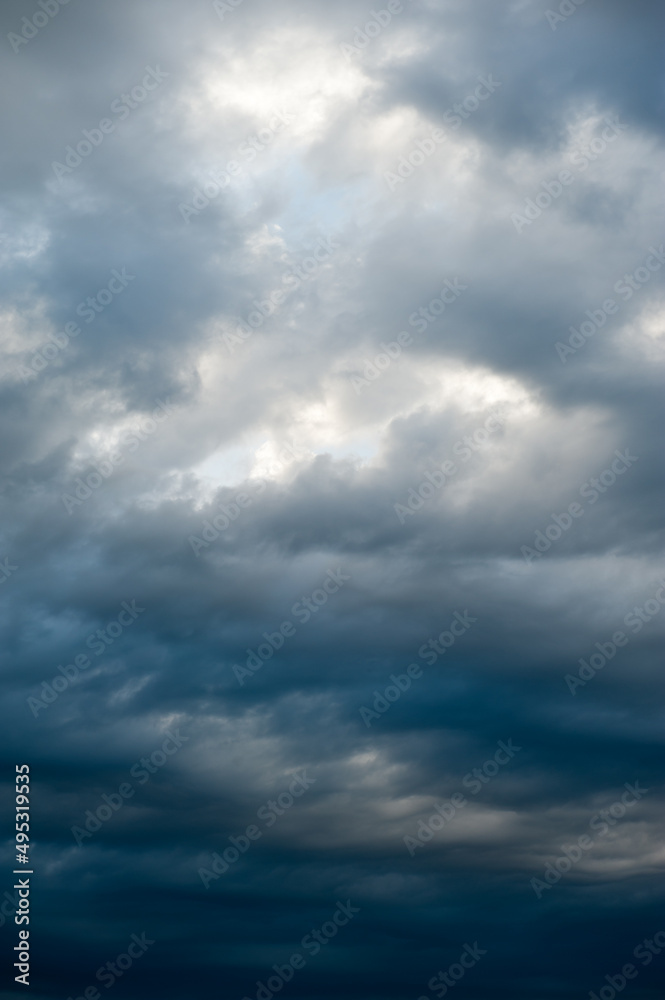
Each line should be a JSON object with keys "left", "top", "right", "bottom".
{"left": 1, "top": 1, "right": 664, "bottom": 998}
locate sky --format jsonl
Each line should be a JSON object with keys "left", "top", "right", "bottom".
{"left": 1, "top": 1, "right": 664, "bottom": 998}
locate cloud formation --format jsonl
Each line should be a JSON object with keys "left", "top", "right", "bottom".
{"left": 1, "top": 1, "right": 664, "bottom": 997}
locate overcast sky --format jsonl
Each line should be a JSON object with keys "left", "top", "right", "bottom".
{"left": 1, "top": 1, "right": 664, "bottom": 998}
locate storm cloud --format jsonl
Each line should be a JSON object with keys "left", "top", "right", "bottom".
{"left": 1, "top": 1, "right": 664, "bottom": 998}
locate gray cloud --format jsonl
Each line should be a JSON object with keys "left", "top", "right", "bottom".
{"left": 1, "top": 1, "right": 664, "bottom": 998}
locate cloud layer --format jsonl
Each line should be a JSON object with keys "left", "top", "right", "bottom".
{"left": 1, "top": 1, "right": 664, "bottom": 998}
